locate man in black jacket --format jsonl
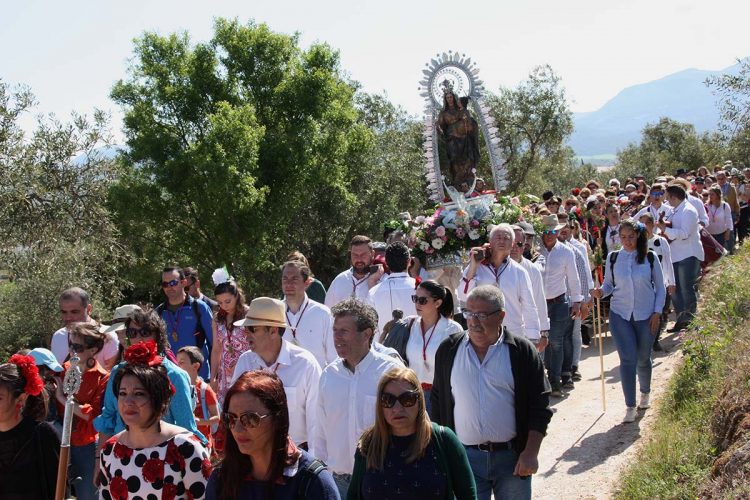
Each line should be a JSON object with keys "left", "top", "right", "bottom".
{"left": 430, "top": 285, "right": 552, "bottom": 500}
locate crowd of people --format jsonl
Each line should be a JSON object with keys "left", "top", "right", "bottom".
{"left": 0, "top": 162, "right": 745, "bottom": 500}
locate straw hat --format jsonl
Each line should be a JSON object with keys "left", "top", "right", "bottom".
{"left": 540, "top": 214, "right": 565, "bottom": 232}
{"left": 233, "top": 297, "right": 287, "bottom": 329}
{"left": 100, "top": 304, "right": 142, "bottom": 334}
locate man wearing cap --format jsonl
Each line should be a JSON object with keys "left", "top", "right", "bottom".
{"left": 510, "top": 225, "right": 549, "bottom": 354}
{"left": 314, "top": 298, "right": 404, "bottom": 497}
{"left": 460, "top": 224, "right": 541, "bottom": 343}
{"left": 325, "top": 235, "right": 383, "bottom": 309}
{"left": 537, "top": 214, "right": 582, "bottom": 397}
{"left": 635, "top": 183, "right": 672, "bottom": 223}
{"left": 157, "top": 266, "right": 214, "bottom": 379}
{"left": 231, "top": 297, "right": 322, "bottom": 452}
{"left": 281, "top": 260, "right": 336, "bottom": 368}
{"left": 517, "top": 221, "right": 540, "bottom": 261}
{"left": 50, "top": 287, "right": 119, "bottom": 370}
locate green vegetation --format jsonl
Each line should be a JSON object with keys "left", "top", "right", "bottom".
{"left": 616, "top": 246, "right": 750, "bottom": 498}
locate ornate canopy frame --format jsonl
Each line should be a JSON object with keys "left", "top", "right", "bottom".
{"left": 418, "top": 51, "right": 507, "bottom": 202}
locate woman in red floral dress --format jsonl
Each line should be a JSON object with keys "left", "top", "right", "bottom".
{"left": 98, "top": 341, "right": 212, "bottom": 500}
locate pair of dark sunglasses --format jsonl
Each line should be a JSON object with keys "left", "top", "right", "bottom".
{"left": 515, "top": 242, "right": 524, "bottom": 247}
{"left": 542, "top": 230, "right": 557, "bottom": 235}
{"left": 411, "top": 295, "right": 433, "bottom": 305}
{"left": 125, "top": 327, "right": 152, "bottom": 339}
{"left": 68, "top": 341, "right": 89, "bottom": 353}
{"left": 380, "top": 390, "right": 420, "bottom": 409}
{"left": 160, "top": 279, "right": 181, "bottom": 288}
{"left": 222, "top": 411, "right": 271, "bottom": 429}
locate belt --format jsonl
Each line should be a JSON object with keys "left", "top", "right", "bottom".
{"left": 546, "top": 293, "right": 567, "bottom": 304}
{"left": 297, "top": 442, "right": 308, "bottom": 451}
{"left": 466, "top": 441, "right": 514, "bottom": 452}
{"left": 421, "top": 383, "right": 433, "bottom": 391}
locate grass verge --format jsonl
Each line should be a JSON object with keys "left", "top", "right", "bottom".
{"left": 615, "top": 245, "right": 750, "bottom": 499}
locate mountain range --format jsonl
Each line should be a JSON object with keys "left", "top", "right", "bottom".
{"left": 569, "top": 61, "right": 743, "bottom": 158}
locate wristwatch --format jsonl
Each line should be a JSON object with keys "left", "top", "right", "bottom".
{"left": 540, "top": 331, "right": 549, "bottom": 339}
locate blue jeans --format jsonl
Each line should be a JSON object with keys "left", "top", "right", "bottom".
{"left": 546, "top": 301, "right": 573, "bottom": 386}
{"left": 71, "top": 442, "right": 97, "bottom": 500}
{"left": 672, "top": 257, "right": 701, "bottom": 326}
{"left": 333, "top": 472, "right": 351, "bottom": 499}
{"left": 465, "top": 446, "right": 531, "bottom": 500}
{"left": 572, "top": 317, "right": 582, "bottom": 367}
{"left": 423, "top": 388, "right": 432, "bottom": 415}
{"left": 609, "top": 312, "right": 654, "bottom": 408}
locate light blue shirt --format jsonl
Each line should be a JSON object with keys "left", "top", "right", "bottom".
{"left": 601, "top": 249, "right": 666, "bottom": 322}
{"left": 93, "top": 357, "right": 207, "bottom": 444}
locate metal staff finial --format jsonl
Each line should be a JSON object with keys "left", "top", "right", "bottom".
{"left": 55, "top": 351, "right": 82, "bottom": 500}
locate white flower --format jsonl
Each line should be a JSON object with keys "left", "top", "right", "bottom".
{"left": 415, "top": 215, "right": 426, "bottom": 224}
{"left": 468, "top": 229, "right": 481, "bottom": 240}
{"left": 211, "top": 267, "right": 233, "bottom": 286}
{"left": 431, "top": 238, "right": 445, "bottom": 250}
{"left": 419, "top": 241, "right": 431, "bottom": 252}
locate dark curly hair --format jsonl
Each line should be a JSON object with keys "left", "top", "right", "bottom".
{"left": 123, "top": 308, "right": 169, "bottom": 355}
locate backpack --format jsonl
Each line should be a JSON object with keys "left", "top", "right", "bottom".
{"left": 609, "top": 250, "right": 655, "bottom": 288}
{"left": 156, "top": 298, "right": 208, "bottom": 349}
{"left": 198, "top": 379, "right": 218, "bottom": 434}
{"left": 297, "top": 458, "right": 327, "bottom": 498}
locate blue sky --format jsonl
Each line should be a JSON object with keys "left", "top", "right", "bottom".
{"left": 3, "top": 0, "right": 749, "bottom": 141}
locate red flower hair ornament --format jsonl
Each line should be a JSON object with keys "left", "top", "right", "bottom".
{"left": 8, "top": 354, "right": 44, "bottom": 396}
{"left": 123, "top": 340, "right": 163, "bottom": 367}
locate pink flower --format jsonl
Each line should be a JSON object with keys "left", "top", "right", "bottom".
{"left": 435, "top": 226, "right": 446, "bottom": 237}
{"left": 470, "top": 219, "right": 480, "bottom": 228}
{"left": 425, "top": 247, "right": 435, "bottom": 254}
{"left": 455, "top": 228, "right": 466, "bottom": 238}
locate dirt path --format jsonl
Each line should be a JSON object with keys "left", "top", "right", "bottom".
{"left": 531, "top": 327, "right": 684, "bottom": 499}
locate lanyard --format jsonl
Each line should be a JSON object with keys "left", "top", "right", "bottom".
{"left": 421, "top": 319, "right": 439, "bottom": 361}
{"left": 286, "top": 299, "right": 311, "bottom": 341}
{"left": 489, "top": 260, "right": 509, "bottom": 285}
{"left": 166, "top": 308, "right": 182, "bottom": 342}
{"left": 351, "top": 271, "right": 369, "bottom": 297}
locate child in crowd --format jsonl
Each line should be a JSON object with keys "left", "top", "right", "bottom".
{"left": 177, "top": 346, "right": 220, "bottom": 456}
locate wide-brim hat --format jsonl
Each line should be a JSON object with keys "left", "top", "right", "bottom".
{"left": 540, "top": 214, "right": 565, "bottom": 232}
{"left": 234, "top": 297, "right": 287, "bottom": 329}
{"left": 100, "top": 304, "right": 142, "bottom": 334}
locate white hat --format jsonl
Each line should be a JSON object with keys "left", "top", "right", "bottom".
{"left": 99, "top": 304, "right": 142, "bottom": 334}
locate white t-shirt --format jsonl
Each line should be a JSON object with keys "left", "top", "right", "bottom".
{"left": 405, "top": 316, "right": 463, "bottom": 384}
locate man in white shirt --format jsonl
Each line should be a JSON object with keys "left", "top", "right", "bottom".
{"left": 510, "top": 225, "right": 549, "bottom": 354}
{"left": 367, "top": 242, "right": 417, "bottom": 334}
{"left": 325, "top": 235, "right": 381, "bottom": 308}
{"left": 659, "top": 184, "right": 704, "bottom": 331}
{"left": 430, "top": 285, "right": 552, "bottom": 500}
{"left": 231, "top": 297, "right": 321, "bottom": 452}
{"left": 634, "top": 184, "right": 673, "bottom": 223}
{"left": 314, "top": 298, "right": 404, "bottom": 497}
{"left": 671, "top": 177, "right": 708, "bottom": 227}
{"left": 50, "top": 287, "right": 119, "bottom": 370}
{"left": 281, "top": 260, "right": 337, "bottom": 368}
{"left": 461, "top": 224, "right": 540, "bottom": 342}
{"left": 537, "top": 215, "right": 582, "bottom": 397}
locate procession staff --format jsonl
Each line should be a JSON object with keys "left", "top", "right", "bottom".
{"left": 592, "top": 219, "right": 666, "bottom": 423}
{"left": 56, "top": 351, "right": 82, "bottom": 500}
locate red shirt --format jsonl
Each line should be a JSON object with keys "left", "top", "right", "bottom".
{"left": 57, "top": 361, "right": 109, "bottom": 446}
{"left": 194, "top": 378, "right": 218, "bottom": 448}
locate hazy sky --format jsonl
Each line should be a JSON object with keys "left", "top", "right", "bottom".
{"left": 3, "top": 0, "right": 749, "bottom": 140}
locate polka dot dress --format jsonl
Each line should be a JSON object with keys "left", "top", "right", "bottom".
{"left": 99, "top": 432, "right": 212, "bottom": 500}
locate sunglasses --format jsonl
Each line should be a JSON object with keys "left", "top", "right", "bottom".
{"left": 651, "top": 191, "right": 664, "bottom": 197}
{"left": 222, "top": 411, "right": 271, "bottom": 430}
{"left": 125, "top": 327, "right": 152, "bottom": 339}
{"left": 161, "top": 279, "right": 181, "bottom": 288}
{"left": 514, "top": 242, "right": 524, "bottom": 247}
{"left": 68, "top": 341, "right": 88, "bottom": 353}
{"left": 411, "top": 295, "right": 433, "bottom": 305}
{"left": 542, "top": 230, "right": 557, "bottom": 235}
{"left": 380, "top": 390, "right": 420, "bottom": 409}
{"left": 462, "top": 309, "right": 502, "bottom": 321}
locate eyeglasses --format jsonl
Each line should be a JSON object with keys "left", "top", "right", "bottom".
{"left": 514, "top": 242, "right": 524, "bottom": 248}
{"left": 222, "top": 411, "right": 271, "bottom": 430}
{"left": 411, "top": 295, "right": 433, "bottom": 305}
{"left": 380, "top": 390, "right": 420, "bottom": 409}
{"left": 161, "top": 279, "right": 181, "bottom": 288}
{"left": 651, "top": 191, "right": 664, "bottom": 197}
{"left": 125, "top": 327, "right": 152, "bottom": 339}
{"left": 68, "top": 341, "right": 88, "bottom": 353}
{"left": 542, "top": 230, "right": 557, "bottom": 235}
{"left": 461, "top": 309, "right": 502, "bottom": 321}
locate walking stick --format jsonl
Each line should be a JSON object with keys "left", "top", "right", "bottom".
{"left": 55, "top": 353, "right": 82, "bottom": 500}
{"left": 594, "top": 276, "right": 607, "bottom": 412}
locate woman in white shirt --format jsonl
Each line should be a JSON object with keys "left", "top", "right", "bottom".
{"left": 706, "top": 186, "right": 734, "bottom": 248}
{"left": 381, "top": 280, "right": 462, "bottom": 413}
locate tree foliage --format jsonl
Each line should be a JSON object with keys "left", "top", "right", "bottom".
{"left": 0, "top": 81, "right": 127, "bottom": 358}
{"left": 487, "top": 65, "right": 575, "bottom": 194}
{"left": 110, "top": 19, "right": 425, "bottom": 299}
{"left": 708, "top": 58, "right": 750, "bottom": 163}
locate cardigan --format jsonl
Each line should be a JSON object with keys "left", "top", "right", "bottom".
{"left": 429, "top": 329, "right": 552, "bottom": 454}
{"left": 348, "top": 422, "right": 477, "bottom": 500}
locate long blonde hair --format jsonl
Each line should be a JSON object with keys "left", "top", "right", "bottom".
{"left": 358, "top": 367, "right": 432, "bottom": 470}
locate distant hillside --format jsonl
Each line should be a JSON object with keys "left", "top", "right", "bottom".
{"left": 569, "top": 62, "right": 743, "bottom": 157}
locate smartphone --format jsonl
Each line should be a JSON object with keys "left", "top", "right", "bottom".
{"left": 473, "top": 250, "right": 484, "bottom": 262}
{"left": 368, "top": 264, "right": 380, "bottom": 274}
{"left": 483, "top": 247, "right": 492, "bottom": 261}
